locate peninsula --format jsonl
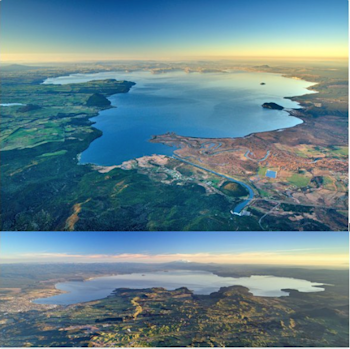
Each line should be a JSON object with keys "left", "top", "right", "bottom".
{"left": 0, "top": 61, "right": 348, "bottom": 231}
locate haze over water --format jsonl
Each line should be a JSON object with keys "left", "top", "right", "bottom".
{"left": 45, "top": 71, "right": 315, "bottom": 166}
{"left": 33, "top": 270, "right": 325, "bottom": 306}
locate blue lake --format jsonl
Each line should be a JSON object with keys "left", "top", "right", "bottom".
{"left": 44, "top": 71, "right": 315, "bottom": 166}
{"left": 33, "top": 270, "right": 325, "bottom": 306}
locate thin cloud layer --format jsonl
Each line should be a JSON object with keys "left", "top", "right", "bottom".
{"left": 1, "top": 251, "right": 348, "bottom": 267}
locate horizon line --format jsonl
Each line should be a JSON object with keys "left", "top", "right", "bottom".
{"left": 1, "top": 56, "right": 348, "bottom": 64}
{"left": 1, "top": 260, "right": 348, "bottom": 270}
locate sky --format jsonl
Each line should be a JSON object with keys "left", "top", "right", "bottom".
{"left": 1, "top": 231, "right": 348, "bottom": 268}
{"left": 1, "top": 0, "right": 348, "bottom": 62}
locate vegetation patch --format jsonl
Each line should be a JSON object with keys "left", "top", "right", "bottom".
{"left": 220, "top": 181, "right": 249, "bottom": 197}
{"left": 86, "top": 93, "right": 111, "bottom": 108}
{"left": 39, "top": 150, "right": 68, "bottom": 157}
{"left": 288, "top": 173, "right": 311, "bottom": 188}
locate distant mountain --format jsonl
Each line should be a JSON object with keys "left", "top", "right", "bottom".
{"left": 1, "top": 64, "right": 42, "bottom": 71}
{"left": 254, "top": 65, "right": 270, "bottom": 69}
{"left": 167, "top": 260, "right": 192, "bottom": 264}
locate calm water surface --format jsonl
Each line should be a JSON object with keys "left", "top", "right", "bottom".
{"left": 33, "top": 270, "right": 325, "bottom": 305}
{"left": 44, "top": 71, "right": 315, "bottom": 165}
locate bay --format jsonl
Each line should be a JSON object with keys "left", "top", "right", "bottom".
{"left": 44, "top": 70, "right": 315, "bottom": 166}
{"left": 33, "top": 270, "right": 325, "bottom": 305}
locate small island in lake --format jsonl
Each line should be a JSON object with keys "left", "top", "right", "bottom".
{"left": 262, "top": 102, "right": 284, "bottom": 110}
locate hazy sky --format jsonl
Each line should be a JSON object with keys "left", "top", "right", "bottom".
{"left": 1, "top": 231, "right": 348, "bottom": 267}
{"left": 1, "top": 0, "right": 348, "bottom": 62}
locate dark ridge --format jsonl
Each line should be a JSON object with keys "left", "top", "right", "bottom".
{"left": 17, "top": 104, "right": 41, "bottom": 112}
{"left": 86, "top": 93, "right": 111, "bottom": 107}
{"left": 262, "top": 102, "right": 284, "bottom": 110}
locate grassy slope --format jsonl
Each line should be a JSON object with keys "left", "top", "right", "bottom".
{"left": 1, "top": 63, "right": 347, "bottom": 231}
{"left": 1, "top": 69, "right": 259, "bottom": 231}
{"left": 0, "top": 264, "right": 348, "bottom": 347}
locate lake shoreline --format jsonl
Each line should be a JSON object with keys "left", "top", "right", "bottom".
{"left": 32, "top": 269, "right": 326, "bottom": 306}
{"left": 44, "top": 70, "right": 314, "bottom": 168}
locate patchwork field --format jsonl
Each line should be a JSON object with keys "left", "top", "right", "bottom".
{"left": 1, "top": 62, "right": 348, "bottom": 230}
{"left": 0, "top": 263, "right": 348, "bottom": 347}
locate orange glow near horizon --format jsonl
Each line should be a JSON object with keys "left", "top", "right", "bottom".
{"left": 1, "top": 53, "right": 348, "bottom": 64}
{"left": 1, "top": 251, "right": 348, "bottom": 268}
{"left": 2, "top": 44, "right": 349, "bottom": 65}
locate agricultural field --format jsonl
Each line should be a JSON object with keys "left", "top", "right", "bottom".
{"left": 0, "top": 263, "right": 348, "bottom": 347}
{"left": 151, "top": 63, "right": 348, "bottom": 230}
{"left": 1, "top": 61, "right": 348, "bottom": 231}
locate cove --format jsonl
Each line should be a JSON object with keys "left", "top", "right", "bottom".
{"left": 44, "top": 70, "right": 316, "bottom": 166}
{"left": 33, "top": 270, "right": 325, "bottom": 306}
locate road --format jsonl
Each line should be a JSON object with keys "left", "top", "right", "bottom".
{"left": 172, "top": 155, "right": 254, "bottom": 214}
{"left": 257, "top": 201, "right": 281, "bottom": 230}
{"left": 244, "top": 149, "right": 270, "bottom": 162}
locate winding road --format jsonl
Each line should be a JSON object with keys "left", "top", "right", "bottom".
{"left": 257, "top": 201, "right": 281, "bottom": 230}
{"left": 172, "top": 155, "right": 254, "bottom": 215}
{"left": 244, "top": 149, "right": 271, "bottom": 162}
